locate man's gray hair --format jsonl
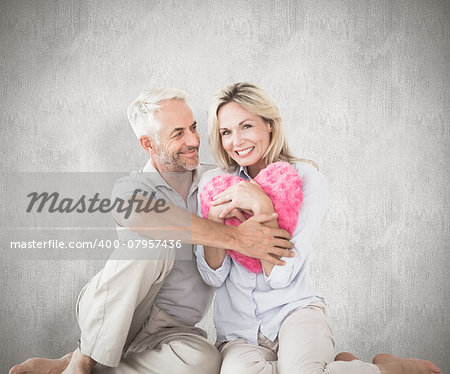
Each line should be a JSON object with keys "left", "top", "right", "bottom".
{"left": 127, "top": 88, "right": 189, "bottom": 143}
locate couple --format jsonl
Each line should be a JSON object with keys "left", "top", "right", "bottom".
{"left": 10, "top": 84, "right": 441, "bottom": 374}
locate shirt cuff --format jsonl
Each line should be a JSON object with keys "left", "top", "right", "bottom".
{"left": 195, "top": 245, "right": 231, "bottom": 283}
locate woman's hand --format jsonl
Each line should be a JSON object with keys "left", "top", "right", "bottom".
{"left": 211, "top": 180, "right": 274, "bottom": 219}
{"left": 208, "top": 202, "right": 247, "bottom": 223}
{"left": 207, "top": 203, "right": 225, "bottom": 223}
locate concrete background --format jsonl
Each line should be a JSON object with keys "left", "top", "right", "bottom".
{"left": 1, "top": 0, "right": 449, "bottom": 371}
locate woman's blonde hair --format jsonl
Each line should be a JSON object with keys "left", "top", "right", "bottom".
{"left": 208, "top": 82, "right": 318, "bottom": 172}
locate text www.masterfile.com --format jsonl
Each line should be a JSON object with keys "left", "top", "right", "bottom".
{"left": 10, "top": 239, "right": 183, "bottom": 250}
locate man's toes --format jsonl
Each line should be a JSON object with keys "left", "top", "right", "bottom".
{"left": 335, "top": 352, "right": 359, "bottom": 361}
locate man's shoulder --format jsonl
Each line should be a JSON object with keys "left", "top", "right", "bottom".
{"left": 111, "top": 170, "right": 157, "bottom": 200}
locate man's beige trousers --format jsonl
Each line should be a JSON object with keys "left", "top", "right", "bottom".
{"left": 75, "top": 248, "right": 221, "bottom": 373}
{"left": 219, "top": 301, "right": 381, "bottom": 374}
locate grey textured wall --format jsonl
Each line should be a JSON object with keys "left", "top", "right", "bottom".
{"left": 1, "top": 0, "right": 449, "bottom": 372}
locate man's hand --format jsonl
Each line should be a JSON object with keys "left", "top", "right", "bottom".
{"left": 230, "top": 213, "right": 294, "bottom": 266}
{"left": 115, "top": 194, "right": 293, "bottom": 267}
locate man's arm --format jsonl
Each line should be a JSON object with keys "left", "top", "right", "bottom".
{"left": 193, "top": 213, "right": 294, "bottom": 265}
{"left": 115, "top": 196, "right": 294, "bottom": 266}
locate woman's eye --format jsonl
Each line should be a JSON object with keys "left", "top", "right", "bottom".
{"left": 220, "top": 130, "right": 230, "bottom": 136}
{"left": 243, "top": 124, "right": 252, "bottom": 129}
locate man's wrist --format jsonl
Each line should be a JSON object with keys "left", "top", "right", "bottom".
{"left": 222, "top": 224, "right": 239, "bottom": 250}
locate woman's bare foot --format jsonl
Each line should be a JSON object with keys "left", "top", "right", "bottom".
{"left": 9, "top": 353, "right": 72, "bottom": 374}
{"left": 335, "top": 351, "right": 360, "bottom": 361}
{"left": 373, "top": 353, "right": 442, "bottom": 374}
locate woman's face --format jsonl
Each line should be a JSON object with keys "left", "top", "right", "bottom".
{"left": 218, "top": 101, "right": 272, "bottom": 176}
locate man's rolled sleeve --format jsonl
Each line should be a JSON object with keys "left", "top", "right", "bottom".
{"left": 195, "top": 245, "right": 231, "bottom": 288}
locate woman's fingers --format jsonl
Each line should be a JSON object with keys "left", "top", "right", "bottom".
{"left": 218, "top": 202, "right": 238, "bottom": 219}
{"left": 211, "top": 196, "right": 228, "bottom": 206}
{"left": 212, "top": 186, "right": 235, "bottom": 202}
{"left": 251, "top": 212, "right": 279, "bottom": 224}
{"left": 212, "top": 182, "right": 250, "bottom": 204}
{"left": 211, "top": 191, "right": 233, "bottom": 205}
{"left": 223, "top": 209, "right": 247, "bottom": 222}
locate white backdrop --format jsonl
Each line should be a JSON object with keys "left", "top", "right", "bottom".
{"left": 1, "top": 0, "right": 448, "bottom": 372}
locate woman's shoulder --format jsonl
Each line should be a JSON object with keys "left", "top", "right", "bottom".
{"left": 200, "top": 166, "right": 231, "bottom": 179}
{"left": 292, "top": 159, "right": 318, "bottom": 172}
{"left": 291, "top": 160, "right": 328, "bottom": 192}
{"left": 198, "top": 166, "right": 232, "bottom": 190}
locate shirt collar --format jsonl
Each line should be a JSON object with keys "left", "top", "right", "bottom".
{"left": 237, "top": 165, "right": 251, "bottom": 181}
{"left": 140, "top": 159, "right": 168, "bottom": 188}
{"left": 190, "top": 164, "right": 201, "bottom": 191}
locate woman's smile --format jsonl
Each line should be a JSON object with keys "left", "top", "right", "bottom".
{"left": 235, "top": 146, "right": 255, "bottom": 156}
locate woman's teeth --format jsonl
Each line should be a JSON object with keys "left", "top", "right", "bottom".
{"left": 236, "top": 147, "right": 254, "bottom": 155}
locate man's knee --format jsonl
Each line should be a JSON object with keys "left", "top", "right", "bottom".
{"left": 165, "top": 336, "right": 221, "bottom": 374}
{"left": 221, "top": 358, "right": 275, "bottom": 374}
{"left": 100, "top": 335, "right": 221, "bottom": 374}
{"left": 220, "top": 347, "right": 275, "bottom": 374}
{"left": 220, "top": 359, "right": 251, "bottom": 374}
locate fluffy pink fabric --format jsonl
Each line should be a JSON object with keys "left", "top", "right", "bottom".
{"left": 200, "top": 161, "right": 303, "bottom": 273}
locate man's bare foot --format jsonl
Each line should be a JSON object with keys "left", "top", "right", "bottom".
{"left": 9, "top": 353, "right": 72, "bottom": 374}
{"left": 373, "top": 353, "right": 442, "bottom": 374}
{"left": 335, "top": 351, "right": 360, "bottom": 361}
{"left": 61, "top": 349, "right": 96, "bottom": 374}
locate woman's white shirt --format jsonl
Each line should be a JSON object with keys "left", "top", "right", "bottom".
{"left": 195, "top": 161, "right": 328, "bottom": 344}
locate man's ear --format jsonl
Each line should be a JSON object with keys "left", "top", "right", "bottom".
{"left": 139, "top": 136, "right": 155, "bottom": 154}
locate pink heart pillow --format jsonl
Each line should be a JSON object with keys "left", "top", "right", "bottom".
{"left": 200, "top": 161, "right": 303, "bottom": 273}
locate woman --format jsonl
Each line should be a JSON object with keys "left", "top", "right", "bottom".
{"left": 195, "top": 82, "right": 441, "bottom": 374}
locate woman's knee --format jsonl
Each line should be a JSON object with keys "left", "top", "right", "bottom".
{"left": 278, "top": 358, "right": 327, "bottom": 374}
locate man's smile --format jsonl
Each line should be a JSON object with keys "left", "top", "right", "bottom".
{"left": 178, "top": 147, "right": 199, "bottom": 157}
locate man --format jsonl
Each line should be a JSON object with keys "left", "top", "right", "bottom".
{"left": 10, "top": 88, "right": 293, "bottom": 374}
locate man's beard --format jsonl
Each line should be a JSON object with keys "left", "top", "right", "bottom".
{"left": 154, "top": 146, "right": 199, "bottom": 172}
